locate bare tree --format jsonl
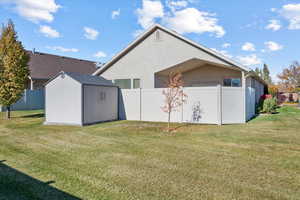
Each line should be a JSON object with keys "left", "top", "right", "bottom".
{"left": 161, "top": 72, "right": 187, "bottom": 132}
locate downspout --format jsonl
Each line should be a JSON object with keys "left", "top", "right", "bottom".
{"left": 28, "top": 76, "right": 34, "bottom": 90}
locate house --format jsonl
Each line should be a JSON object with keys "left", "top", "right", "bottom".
{"left": 45, "top": 72, "right": 118, "bottom": 126}
{"left": 93, "top": 24, "right": 266, "bottom": 97}
{"left": 93, "top": 24, "right": 267, "bottom": 124}
{"left": 27, "top": 50, "right": 98, "bottom": 90}
{"left": 1, "top": 51, "right": 99, "bottom": 112}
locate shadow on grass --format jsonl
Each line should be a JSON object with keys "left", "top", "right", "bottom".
{"left": 21, "top": 113, "right": 45, "bottom": 118}
{"left": 0, "top": 160, "right": 81, "bottom": 200}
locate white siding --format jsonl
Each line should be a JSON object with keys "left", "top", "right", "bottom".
{"left": 83, "top": 85, "right": 118, "bottom": 124}
{"left": 45, "top": 75, "right": 82, "bottom": 125}
{"left": 101, "top": 30, "right": 232, "bottom": 89}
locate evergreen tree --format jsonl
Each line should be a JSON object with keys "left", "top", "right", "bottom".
{"left": 254, "top": 67, "right": 262, "bottom": 77}
{"left": 0, "top": 20, "right": 30, "bottom": 119}
{"left": 262, "top": 63, "right": 272, "bottom": 84}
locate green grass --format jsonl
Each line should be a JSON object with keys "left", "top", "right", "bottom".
{"left": 0, "top": 106, "right": 300, "bottom": 200}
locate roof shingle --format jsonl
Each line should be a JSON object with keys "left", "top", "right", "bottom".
{"left": 27, "top": 51, "right": 98, "bottom": 79}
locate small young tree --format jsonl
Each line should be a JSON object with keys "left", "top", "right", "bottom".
{"left": 161, "top": 72, "right": 187, "bottom": 132}
{"left": 0, "top": 20, "right": 30, "bottom": 119}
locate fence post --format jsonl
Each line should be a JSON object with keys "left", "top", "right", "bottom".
{"left": 217, "top": 84, "right": 222, "bottom": 125}
{"left": 181, "top": 88, "right": 184, "bottom": 123}
{"left": 139, "top": 88, "right": 142, "bottom": 121}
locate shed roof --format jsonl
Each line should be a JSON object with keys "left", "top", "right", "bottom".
{"left": 46, "top": 71, "right": 115, "bottom": 87}
{"left": 65, "top": 72, "right": 114, "bottom": 86}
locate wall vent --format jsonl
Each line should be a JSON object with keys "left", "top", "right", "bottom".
{"left": 155, "top": 30, "right": 161, "bottom": 41}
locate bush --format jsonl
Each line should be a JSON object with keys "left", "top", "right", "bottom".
{"left": 261, "top": 98, "right": 277, "bottom": 114}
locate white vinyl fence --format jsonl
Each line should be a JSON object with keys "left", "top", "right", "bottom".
{"left": 119, "top": 86, "right": 251, "bottom": 124}
{"left": 246, "top": 87, "right": 256, "bottom": 121}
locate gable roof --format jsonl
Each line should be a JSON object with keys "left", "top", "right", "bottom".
{"left": 46, "top": 71, "right": 115, "bottom": 87}
{"left": 93, "top": 24, "right": 250, "bottom": 76}
{"left": 27, "top": 51, "right": 98, "bottom": 80}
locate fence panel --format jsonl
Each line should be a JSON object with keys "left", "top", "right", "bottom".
{"left": 246, "top": 87, "right": 256, "bottom": 121}
{"left": 119, "top": 89, "right": 141, "bottom": 120}
{"left": 141, "top": 89, "right": 182, "bottom": 123}
{"left": 0, "top": 89, "right": 44, "bottom": 111}
{"left": 222, "top": 87, "right": 244, "bottom": 124}
{"left": 183, "top": 87, "right": 219, "bottom": 124}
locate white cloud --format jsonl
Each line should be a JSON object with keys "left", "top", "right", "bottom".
{"left": 136, "top": 0, "right": 164, "bottom": 29}
{"left": 222, "top": 43, "right": 231, "bottom": 48}
{"left": 84, "top": 27, "right": 99, "bottom": 40}
{"left": 47, "top": 46, "right": 79, "bottom": 52}
{"left": 271, "top": 8, "right": 277, "bottom": 12}
{"left": 163, "top": 8, "right": 225, "bottom": 37}
{"left": 112, "top": 9, "right": 121, "bottom": 19}
{"left": 264, "top": 41, "right": 283, "bottom": 51}
{"left": 2, "top": 0, "right": 61, "bottom": 23}
{"left": 280, "top": 3, "right": 300, "bottom": 30}
{"left": 211, "top": 48, "right": 233, "bottom": 59}
{"left": 242, "top": 42, "right": 256, "bottom": 51}
{"left": 166, "top": 0, "right": 188, "bottom": 11}
{"left": 237, "top": 54, "right": 262, "bottom": 66}
{"left": 265, "top": 19, "right": 281, "bottom": 31}
{"left": 39, "top": 25, "right": 60, "bottom": 38}
{"left": 94, "top": 51, "right": 107, "bottom": 58}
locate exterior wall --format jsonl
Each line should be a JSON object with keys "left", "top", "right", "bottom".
{"left": 0, "top": 89, "right": 44, "bottom": 112}
{"left": 119, "top": 86, "right": 245, "bottom": 124}
{"left": 45, "top": 74, "right": 82, "bottom": 125}
{"left": 100, "top": 29, "right": 233, "bottom": 89}
{"left": 83, "top": 85, "right": 118, "bottom": 125}
{"left": 155, "top": 65, "right": 242, "bottom": 87}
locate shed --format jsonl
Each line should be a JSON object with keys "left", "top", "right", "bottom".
{"left": 44, "top": 71, "right": 118, "bottom": 126}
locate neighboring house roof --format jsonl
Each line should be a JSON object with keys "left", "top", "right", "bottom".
{"left": 93, "top": 24, "right": 250, "bottom": 76}
{"left": 27, "top": 51, "right": 98, "bottom": 80}
{"left": 46, "top": 71, "right": 115, "bottom": 87}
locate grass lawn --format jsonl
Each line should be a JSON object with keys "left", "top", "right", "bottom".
{"left": 0, "top": 106, "right": 300, "bottom": 200}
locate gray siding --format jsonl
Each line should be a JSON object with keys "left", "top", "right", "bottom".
{"left": 45, "top": 74, "right": 82, "bottom": 125}
{"left": 83, "top": 85, "right": 118, "bottom": 124}
{"left": 101, "top": 30, "right": 233, "bottom": 89}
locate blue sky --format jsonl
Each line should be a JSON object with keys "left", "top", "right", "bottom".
{"left": 0, "top": 0, "right": 300, "bottom": 81}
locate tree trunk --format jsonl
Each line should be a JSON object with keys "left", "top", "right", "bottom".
{"left": 168, "top": 112, "right": 171, "bottom": 132}
{"left": 6, "top": 106, "right": 11, "bottom": 119}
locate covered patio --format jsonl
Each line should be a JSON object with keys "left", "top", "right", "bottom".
{"left": 154, "top": 58, "right": 245, "bottom": 88}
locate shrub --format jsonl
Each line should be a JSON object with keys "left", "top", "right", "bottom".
{"left": 261, "top": 98, "right": 277, "bottom": 114}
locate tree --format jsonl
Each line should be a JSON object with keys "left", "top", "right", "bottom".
{"left": 254, "top": 67, "right": 262, "bottom": 78}
{"left": 262, "top": 63, "right": 272, "bottom": 84}
{"left": 277, "top": 61, "right": 300, "bottom": 92}
{"left": 161, "top": 72, "right": 187, "bottom": 132}
{"left": 0, "top": 20, "right": 30, "bottom": 119}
